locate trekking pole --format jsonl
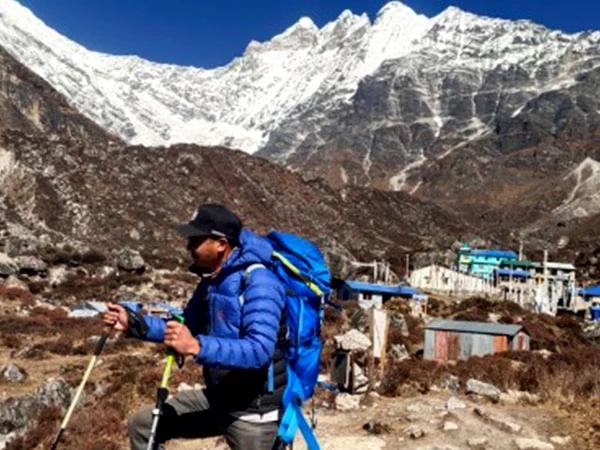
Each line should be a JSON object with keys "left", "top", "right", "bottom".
{"left": 146, "top": 315, "right": 184, "bottom": 450}
{"left": 50, "top": 327, "right": 113, "bottom": 450}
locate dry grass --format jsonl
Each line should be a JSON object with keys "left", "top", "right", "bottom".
{"left": 0, "top": 286, "right": 34, "bottom": 304}
{"left": 380, "top": 296, "right": 600, "bottom": 449}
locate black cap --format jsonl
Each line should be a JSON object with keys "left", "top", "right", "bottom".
{"left": 176, "top": 203, "right": 242, "bottom": 246}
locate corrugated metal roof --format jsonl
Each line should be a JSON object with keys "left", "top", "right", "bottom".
{"left": 500, "top": 259, "right": 534, "bottom": 268}
{"left": 580, "top": 285, "right": 600, "bottom": 297}
{"left": 532, "top": 262, "right": 576, "bottom": 271}
{"left": 425, "top": 319, "right": 524, "bottom": 336}
{"left": 344, "top": 280, "right": 418, "bottom": 296}
{"left": 471, "top": 249, "right": 518, "bottom": 259}
{"left": 545, "top": 262, "right": 576, "bottom": 271}
{"left": 495, "top": 269, "right": 531, "bottom": 278}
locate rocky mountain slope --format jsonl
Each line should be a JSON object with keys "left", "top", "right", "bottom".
{"left": 0, "top": 44, "right": 469, "bottom": 278}
{"left": 2, "top": 0, "right": 598, "bottom": 183}
{"left": 1, "top": 0, "right": 598, "bottom": 275}
{"left": 261, "top": 8, "right": 600, "bottom": 190}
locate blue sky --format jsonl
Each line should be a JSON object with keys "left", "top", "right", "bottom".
{"left": 20, "top": 0, "right": 600, "bottom": 68}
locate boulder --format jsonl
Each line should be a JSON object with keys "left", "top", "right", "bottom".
{"left": 96, "top": 265, "right": 116, "bottom": 278}
{"left": 0, "top": 364, "right": 27, "bottom": 383}
{"left": 0, "top": 253, "right": 17, "bottom": 277}
{"left": 534, "top": 349, "right": 553, "bottom": 359}
{"left": 389, "top": 344, "right": 410, "bottom": 361}
{"left": 407, "top": 425, "right": 425, "bottom": 439}
{"left": 14, "top": 255, "right": 48, "bottom": 276}
{"left": 446, "top": 396, "right": 467, "bottom": 411}
{"left": 47, "top": 266, "right": 69, "bottom": 287}
{"left": 0, "top": 378, "right": 70, "bottom": 434}
{"left": 440, "top": 374, "right": 461, "bottom": 391}
{"left": 334, "top": 329, "right": 371, "bottom": 352}
{"left": 467, "top": 437, "right": 488, "bottom": 449}
{"left": 335, "top": 393, "right": 361, "bottom": 411}
{"left": 116, "top": 248, "right": 145, "bottom": 272}
{"left": 466, "top": 378, "right": 501, "bottom": 402}
{"left": 474, "top": 407, "right": 522, "bottom": 433}
{"left": 35, "top": 377, "right": 71, "bottom": 409}
{"left": 514, "top": 438, "right": 555, "bottom": 450}
{"left": 4, "top": 237, "right": 38, "bottom": 257}
{"left": 549, "top": 436, "right": 571, "bottom": 446}
{"left": 443, "top": 421, "right": 459, "bottom": 432}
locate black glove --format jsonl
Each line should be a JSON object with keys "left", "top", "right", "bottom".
{"left": 124, "top": 305, "right": 149, "bottom": 339}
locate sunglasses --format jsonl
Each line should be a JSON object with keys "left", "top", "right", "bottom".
{"left": 187, "top": 233, "right": 227, "bottom": 249}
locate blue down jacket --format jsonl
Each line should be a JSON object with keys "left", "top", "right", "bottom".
{"left": 143, "top": 228, "right": 286, "bottom": 371}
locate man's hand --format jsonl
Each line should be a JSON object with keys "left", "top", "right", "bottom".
{"left": 164, "top": 321, "right": 200, "bottom": 357}
{"left": 102, "top": 302, "right": 128, "bottom": 332}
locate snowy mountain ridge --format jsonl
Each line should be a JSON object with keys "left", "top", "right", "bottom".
{"left": 2, "top": 0, "right": 598, "bottom": 157}
{"left": 0, "top": 0, "right": 431, "bottom": 151}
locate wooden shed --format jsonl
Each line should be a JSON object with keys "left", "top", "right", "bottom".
{"left": 424, "top": 320, "right": 530, "bottom": 361}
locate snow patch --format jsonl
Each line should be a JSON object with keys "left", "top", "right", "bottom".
{"left": 553, "top": 158, "right": 600, "bottom": 219}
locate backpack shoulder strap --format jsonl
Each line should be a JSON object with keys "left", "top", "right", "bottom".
{"left": 245, "top": 263, "right": 266, "bottom": 277}
{"left": 239, "top": 263, "right": 266, "bottom": 306}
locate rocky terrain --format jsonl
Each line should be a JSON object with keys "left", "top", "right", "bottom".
{"left": 1, "top": 0, "right": 599, "bottom": 274}
{"left": 0, "top": 2, "right": 598, "bottom": 449}
{"left": 1, "top": 290, "right": 598, "bottom": 449}
{"left": 0, "top": 42, "right": 474, "bottom": 284}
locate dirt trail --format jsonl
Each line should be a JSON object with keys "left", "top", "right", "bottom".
{"left": 168, "top": 391, "right": 573, "bottom": 450}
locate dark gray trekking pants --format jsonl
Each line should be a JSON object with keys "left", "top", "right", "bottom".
{"left": 128, "top": 389, "right": 278, "bottom": 450}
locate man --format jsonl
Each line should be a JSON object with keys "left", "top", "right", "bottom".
{"left": 103, "top": 203, "right": 287, "bottom": 450}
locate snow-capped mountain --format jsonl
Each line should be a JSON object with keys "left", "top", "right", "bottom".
{"left": 1, "top": 0, "right": 599, "bottom": 192}
{"left": 259, "top": 7, "right": 600, "bottom": 189}
{"left": 0, "top": 0, "right": 430, "bottom": 152}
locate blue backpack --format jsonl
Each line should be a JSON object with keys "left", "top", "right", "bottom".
{"left": 263, "top": 231, "right": 331, "bottom": 450}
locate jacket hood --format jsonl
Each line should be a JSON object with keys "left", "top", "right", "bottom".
{"left": 223, "top": 228, "right": 273, "bottom": 270}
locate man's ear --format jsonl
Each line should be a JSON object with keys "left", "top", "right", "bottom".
{"left": 216, "top": 238, "right": 230, "bottom": 252}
